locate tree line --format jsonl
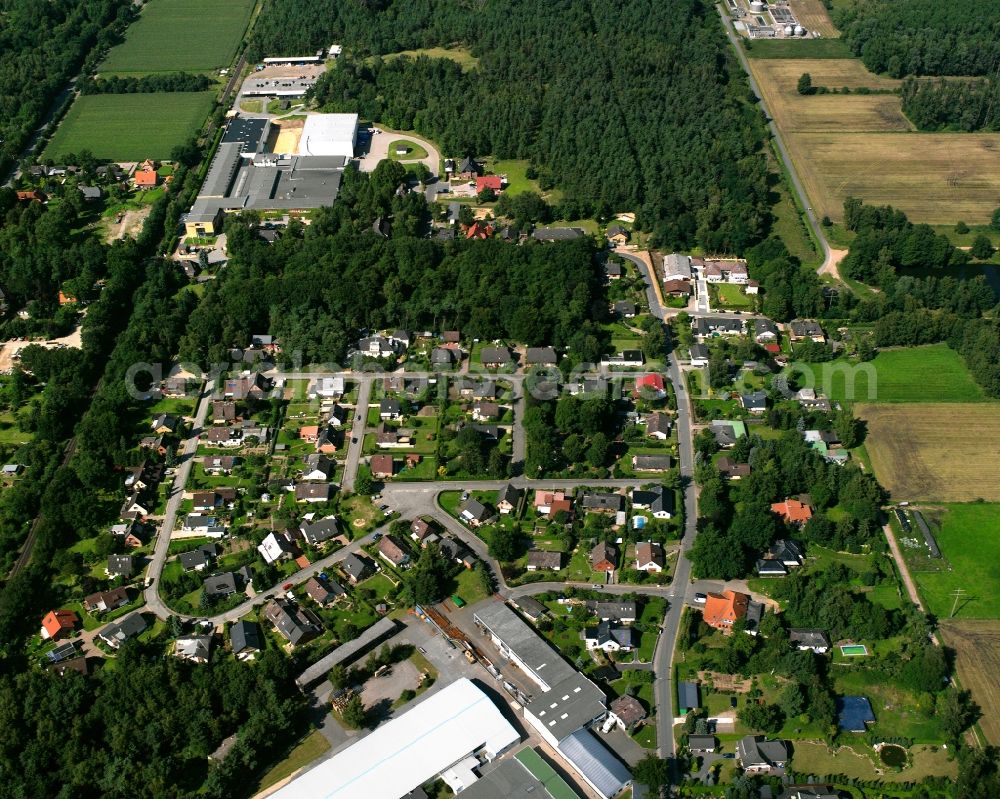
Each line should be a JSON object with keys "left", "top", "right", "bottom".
{"left": 81, "top": 72, "right": 213, "bottom": 95}
{"left": 288, "top": 0, "right": 772, "bottom": 253}
{"left": 835, "top": 0, "right": 1000, "bottom": 77}
{"left": 900, "top": 76, "right": 1000, "bottom": 132}
{"left": 0, "top": 0, "right": 134, "bottom": 176}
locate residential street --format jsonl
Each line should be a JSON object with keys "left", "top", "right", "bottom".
{"left": 340, "top": 375, "right": 373, "bottom": 492}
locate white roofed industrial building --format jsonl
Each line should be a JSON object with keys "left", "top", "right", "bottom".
{"left": 298, "top": 113, "right": 359, "bottom": 158}
{"left": 267, "top": 678, "right": 519, "bottom": 799}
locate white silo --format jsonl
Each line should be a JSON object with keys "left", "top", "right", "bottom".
{"left": 784, "top": 24, "right": 794, "bottom": 35}
{"left": 795, "top": 24, "right": 806, "bottom": 35}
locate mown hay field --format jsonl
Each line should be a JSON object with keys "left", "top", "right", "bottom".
{"left": 939, "top": 619, "right": 1000, "bottom": 744}
{"left": 788, "top": 0, "right": 841, "bottom": 37}
{"left": 749, "top": 58, "right": 1000, "bottom": 223}
{"left": 100, "top": 0, "right": 255, "bottom": 74}
{"left": 858, "top": 403, "right": 1000, "bottom": 502}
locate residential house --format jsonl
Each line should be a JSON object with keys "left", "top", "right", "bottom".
{"left": 316, "top": 426, "right": 340, "bottom": 454}
{"left": 205, "top": 426, "right": 243, "bottom": 448}
{"left": 716, "top": 456, "right": 751, "bottom": 480}
{"left": 630, "top": 486, "right": 674, "bottom": 519}
{"left": 756, "top": 559, "right": 788, "bottom": 577}
{"left": 480, "top": 346, "right": 514, "bottom": 369}
{"left": 119, "top": 495, "right": 149, "bottom": 521}
{"left": 301, "top": 454, "right": 334, "bottom": 481}
{"left": 307, "top": 376, "right": 345, "bottom": 399}
{"left": 98, "top": 613, "right": 147, "bottom": 649}
{"left": 473, "top": 401, "right": 500, "bottom": 422}
{"left": 663, "top": 279, "right": 692, "bottom": 297}
{"left": 635, "top": 541, "right": 665, "bottom": 572}
{"left": 525, "top": 346, "right": 558, "bottom": 367}
{"left": 634, "top": 373, "right": 666, "bottom": 399}
{"left": 662, "top": 253, "right": 693, "bottom": 281}
{"left": 212, "top": 401, "right": 237, "bottom": 423}
{"left": 378, "top": 535, "right": 410, "bottom": 567}
{"left": 411, "top": 518, "right": 434, "bottom": 542}
{"left": 133, "top": 168, "right": 158, "bottom": 188}
{"left": 590, "top": 542, "right": 618, "bottom": 573}
{"left": 526, "top": 550, "right": 562, "bottom": 571}
{"left": 678, "top": 681, "right": 700, "bottom": 714}
{"left": 380, "top": 398, "right": 402, "bottom": 420}
{"left": 771, "top": 498, "right": 812, "bottom": 525}
{"left": 696, "top": 317, "right": 745, "bottom": 338}
{"left": 174, "top": 636, "right": 212, "bottom": 664}
{"left": 496, "top": 483, "right": 523, "bottom": 515}
{"left": 182, "top": 514, "right": 226, "bottom": 534}
{"left": 370, "top": 454, "right": 395, "bottom": 479}
{"left": 299, "top": 517, "right": 340, "bottom": 546}
{"left": 204, "top": 572, "right": 239, "bottom": 597}
{"left": 740, "top": 390, "right": 768, "bottom": 414}
{"left": 341, "top": 553, "right": 373, "bottom": 584}
{"left": 601, "top": 350, "right": 644, "bottom": 367}
{"left": 632, "top": 454, "right": 673, "bottom": 472}
{"left": 688, "top": 736, "right": 717, "bottom": 753}
{"left": 442, "top": 330, "right": 461, "bottom": 344}
{"left": 608, "top": 695, "right": 646, "bottom": 732}
{"left": 258, "top": 531, "right": 295, "bottom": 564}
{"left": 151, "top": 414, "right": 178, "bottom": 435}
{"left": 40, "top": 610, "right": 78, "bottom": 640}
{"left": 604, "top": 262, "right": 624, "bottom": 281}
{"left": 304, "top": 576, "right": 345, "bottom": 606}
{"left": 606, "top": 224, "right": 629, "bottom": 245}
{"left": 106, "top": 554, "right": 134, "bottom": 579}
{"left": 459, "top": 498, "right": 492, "bottom": 527}
{"left": 111, "top": 520, "right": 147, "bottom": 548}
{"left": 754, "top": 319, "right": 779, "bottom": 344}
{"left": 736, "top": 736, "right": 789, "bottom": 774}
{"left": 514, "top": 596, "right": 548, "bottom": 622}
{"left": 581, "top": 492, "right": 625, "bottom": 515}
{"left": 475, "top": 175, "right": 504, "bottom": 193}
{"left": 192, "top": 491, "right": 224, "bottom": 512}
{"left": 788, "top": 319, "right": 826, "bottom": 344}
{"left": 295, "top": 483, "right": 332, "bottom": 503}
{"left": 703, "top": 260, "right": 748, "bottom": 284}
{"left": 431, "top": 347, "right": 457, "bottom": 367}
{"left": 531, "top": 227, "right": 584, "bottom": 241}
{"left": 180, "top": 544, "right": 217, "bottom": 572}
{"left": 263, "top": 598, "right": 322, "bottom": 646}
{"left": 203, "top": 455, "right": 239, "bottom": 475}
{"left": 702, "top": 590, "right": 750, "bottom": 631}
{"left": 789, "top": 628, "right": 830, "bottom": 654}
{"left": 223, "top": 373, "right": 273, "bottom": 400}
{"left": 229, "top": 620, "right": 263, "bottom": 660}
{"left": 357, "top": 336, "right": 400, "bottom": 359}
{"left": 689, "top": 343, "right": 709, "bottom": 367}
{"left": 711, "top": 419, "right": 746, "bottom": 448}
{"left": 613, "top": 300, "right": 636, "bottom": 319}
{"left": 534, "top": 489, "right": 573, "bottom": 517}
{"left": 83, "top": 587, "right": 129, "bottom": 614}
{"left": 585, "top": 620, "right": 639, "bottom": 652}
{"left": 591, "top": 601, "right": 637, "bottom": 623}
{"left": 646, "top": 412, "right": 672, "bottom": 439}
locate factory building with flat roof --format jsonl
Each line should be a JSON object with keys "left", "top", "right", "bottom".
{"left": 267, "top": 678, "right": 520, "bottom": 799}
{"left": 472, "top": 601, "right": 632, "bottom": 799}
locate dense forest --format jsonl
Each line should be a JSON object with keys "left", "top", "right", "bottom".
{"left": 835, "top": 0, "right": 1000, "bottom": 77}
{"left": 900, "top": 77, "right": 1000, "bottom": 132}
{"left": 180, "top": 161, "right": 609, "bottom": 366}
{"left": 0, "top": 0, "right": 133, "bottom": 176}
{"left": 258, "top": 0, "right": 773, "bottom": 252}
{"left": 81, "top": 72, "right": 213, "bottom": 95}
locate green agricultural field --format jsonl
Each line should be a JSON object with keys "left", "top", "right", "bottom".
{"left": 911, "top": 504, "right": 1000, "bottom": 620}
{"left": 798, "top": 344, "right": 984, "bottom": 404}
{"left": 743, "top": 38, "right": 854, "bottom": 59}
{"left": 100, "top": 0, "right": 255, "bottom": 74}
{"left": 43, "top": 92, "right": 216, "bottom": 161}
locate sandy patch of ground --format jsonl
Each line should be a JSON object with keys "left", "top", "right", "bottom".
{"left": 0, "top": 325, "right": 83, "bottom": 373}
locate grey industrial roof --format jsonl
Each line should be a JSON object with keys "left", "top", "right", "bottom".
{"left": 474, "top": 601, "right": 575, "bottom": 689}
{"left": 526, "top": 671, "right": 608, "bottom": 743}
{"left": 556, "top": 729, "right": 631, "bottom": 799}
{"left": 460, "top": 758, "right": 577, "bottom": 799}
{"left": 222, "top": 117, "right": 268, "bottom": 146}
{"left": 295, "top": 616, "right": 399, "bottom": 689}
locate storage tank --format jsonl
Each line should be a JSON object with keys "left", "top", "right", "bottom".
{"left": 795, "top": 24, "right": 806, "bottom": 35}
{"left": 784, "top": 24, "right": 794, "bottom": 35}
{"left": 750, "top": 1, "right": 765, "bottom": 12}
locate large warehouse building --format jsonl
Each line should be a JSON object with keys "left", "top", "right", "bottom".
{"left": 472, "top": 601, "right": 632, "bottom": 799}
{"left": 268, "top": 678, "right": 520, "bottom": 799}
{"left": 298, "top": 113, "right": 359, "bottom": 158}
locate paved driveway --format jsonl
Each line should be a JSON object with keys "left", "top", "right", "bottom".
{"left": 357, "top": 126, "right": 440, "bottom": 178}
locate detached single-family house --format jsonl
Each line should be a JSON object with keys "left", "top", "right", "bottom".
{"left": 83, "top": 587, "right": 129, "bottom": 614}
{"left": 380, "top": 398, "right": 402, "bottom": 420}
{"left": 688, "top": 735, "right": 717, "bottom": 753}
{"left": 525, "top": 346, "right": 558, "bottom": 367}
{"left": 790, "top": 628, "right": 830, "bottom": 654}
{"left": 180, "top": 544, "right": 217, "bottom": 572}
{"left": 378, "top": 535, "right": 410, "bottom": 567}
{"left": 301, "top": 454, "right": 334, "bottom": 481}
{"left": 591, "top": 601, "right": 637, "bottom": 623}
{"left": 632, "top": 454, "right": 672, "bottom": 472}
{"left": 299, "top": 517, "right": 340, "bottom": 546}
{"left": 756, "top": 559, "right": 788, "bottom": 578}
{"left": 496, "top": 483, "right": 523, "bottom": 514}
{"left": 689, "top": 343, "right": 709, "bottom": 367}
{"left": 696, "top": 317, "right": 744, "bottom": 338}
{"left": 341, "top": 553, "right": 373, "bottom": 584}
{"left": 263, "top": 598, "right": 322, "bottom": 646}
{"left": 204, "top": 572, "right": 239, "bottom": 597}
{"left": 630, "top": 486, "right": 674, "bottom": 519}
{"left": 740, "top": 390, "right": 768, "bottom": 414}
{"left": 459, "top": 498, "right": 492, "bottom": 527}
{"left": 411, "top": 518, "right": 435, "bottom": 542}
{"left": 258, "top": 531, "right": 295, "bottom": 565}
{"left": 480, "top": 346, "right": 514, "bottom": 369}
{"left": 98, "top": 613, "right": 147, "bottom": 649}
{"left": 613, "top": 300, "right": 636, "bottom": 319}
{"left": 769, "top": 538, "right": 805, "bottom": 566}
{"left": 678, "top": 681, "right": 700, "bottom": 714}
{"left": 174, "top": 636, "right": 212, "bottom": 664}
{"left": 635, "top": 541, "right": 666, "bottom": 572}
{"left": 531, "top": 227, "right": 584, "bottom": 241}
{"left": 203, "top": 456, "right": 239, "bottom": 475}
{"left": 295, "top": 483, "right": 332, "bottom": 503}
{"left": 182, "top": 514, "right": 226, "bottom": 535}
{"left": 212, "top": 401, "right": 237, "bottom": 423}
{"left": 788, "top": 319, "right": 826, "bottom": 343}
{"left": 716, "top": 456, "right": 751, "bottom": 480}
{"left": 229, "top": 620, "right": 263, "bottom": 660}
{"left": 370, "top": 454, "right": 395, "bottom": 479}
{"left": 634, "top": 373, "right": 666, "bottom": 399}
{"left": 606, "top": 224, "right": 629, "bottom": 245}
{"left": 106, "top": 554, "right": 134, "bottom": 579}
{"left": 526, "top": 549, "right": 562, "bottom": 571}
{"left": 472, "top": 401, "right": 500, "bottom": 422}
{"left": 754, "top": 319, "right": 779, "bottom": 344}
{"left": 585, "top": 620, "right": 639, "bottom": 652}
{"left": 736, "top": 736, "right": 790, "bottom": 774}
{"left": 702, "top": 590, "right": 749, "bottom": 631}
{"left": 590, "top": 541, "right": 618, "bottom": 573}
{"left": 40, "top": 609, "right": 78, "bottom": 640}
{"left": 582, "top": 492, "right": 625, "bottom": 515}
{"left": 608, "top": 695, "right": 646, "bottom": 732}
{"left": 646, "top": 412, "right": 672, "bottom": 439}
{"left": 662, "top": 253, "right": 693, "bottom": 281}
{"left": 771, "top": 498, "right": 813, "bottom": 525}
{"left": 604, "top": 262, "right": 624, "bottom": 281}
{"left": 304, "top": 576, "right": 345, "bottom": 606}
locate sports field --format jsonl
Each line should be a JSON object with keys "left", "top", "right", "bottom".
{"left": 100, "top": 0, "right": 255, "bottom": 74}
{"left": 43, "top": 92, "right": 216, "bottom": 161}
{"left": 749, "top": 57, "right": 1000, "bottom": 223}
{"left": 939, "top": 619, "right": 1000, "bottom": 744}
{"left": 859, "top": 403, "right": 1000, "bottom": 502}
{"left": 906, "top": 504, "right": 1000, "bottom": 620}
{"left": 800, "top": 344, "right": 984, "bottom": 404}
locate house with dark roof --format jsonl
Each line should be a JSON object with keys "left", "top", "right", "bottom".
{"left": 789, "top": 628, "right": 830, "bottom": 654}
{"left": 688, "top": 735, "right": 717, "bottom": 753}
{"left": 604, "top": 262, "right": 623, "bottom": 281}
{"left": 591, "top": 601, "right": 637, "bottom": 623}
{"left": 341, "top": 553, "right": 373, "bottom": 583}
{"left": 263, "top": 598, "right": 322, "bottom": 646}
{"left": 613, "top": 300, "right": 636, "bottom": 319}
{"left": 581, "top": 492, "right": 625, "bottom": 515}
{"left": 526, "top": 549, "right": 562, "bottom": 571}
{"left": 304, "top": 576, "right": 345, "bottom": 606}
{"left": 608, "top": 695, "right": 645, "bottom": 731}
{"left": 83, "top": 587, "right": 129, "bottom": 614}
{"left": 532, "top": 227, "right": 584, "bottom": 241}
{"left": 106, "top": 554, "right": 134, "bottom": 579}
{"left": 756, "top": 559, "right": 788, "bottom": 577}
{"left": 606, "top": 224, "right": 629, "bottom": 245}
{"left": 411, "top": 518, "right": 435, "bottom": 541}
{"left": 230, "top": 620, "right": 263, "bottom": 660}
{"left": 697, "top": 317, "right": 745, "bottom": 338}
{"left": 459, "top": 498, "right": 492, "bottom": 527}
{"left": 630, "top": 485, "right": 674, "bottom": 519}
{"left": 525, "top": 346, "right": 558, "bottom": 367}
{"left": 716, "top": 456, "right": 751, "bottom": 480}
{"left": 754, "top": 319, "right": 779, "bottom": 343}
{"left": 378, "top": 535, "right": 410, "bottom": 567}
{"left": 496, "top": 484, "right": 523, "bottom": 515}
{"left": 769, "top": 538, "right": 805, "bottom": 566}
{"left": 740, "top": 390, "right": 768, "bottom": 414}
{"left": 646, "top": 412, "right": 672, "bottom": 439}
{"left": 299, "top": 517, "right": 340, "bottom": 546}
{"left": 689, "top": 343, "right": 709, "bottom": 366}
{"left": 678, "top": 681, "right": 700, "bottom": 714}
{"left": 98, "top": 613, "right": 147, "bottom": 649}
{"left": 737, "top": 736, "right": 790, "bottom": 774}
{"left": 585, "top": 620, "right": 639, "bottom": 652}
{"left": 788, "top": 319, "right": 826, "bottom": 343}
{"left": 480, "top": 346, "right": 514, "bottom": 368}
{"left": 203, "top": 572, "right": 239, "bottom": 597}
{"left": 180, "top": 544, "right": 216, "bottom": 572}
{"left": 631, "top": 454, "right": 673, "bottom": 472}
{"left": 590, "top": 542, "right": 618, "bottom": 573}
{"left": 295, "top": 482, "right": 332, "bottom": 503}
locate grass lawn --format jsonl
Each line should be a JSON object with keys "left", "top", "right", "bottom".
{"left": 44, "top": 92, "right": 216, "bottom": 161}
{"left": 388, "top": 139, "right": 429, "bottom": 160}
{"left": 799, "top": 344, "right": 984, "bottom": 404}
{"left": 770, "top": 166, "right": 820, "bottom": 266}
{"left": 255, "top": 729, "right": 330, "bottom": 793}
{"left": 713, "top": 283, "right": 753, "bottom": 309}
{"left": 359, "top": 572, "right": 397, "bottom": 599}
{"left": 484, "top": 159, "right": 550, "bottom": 198}
{"left": 743, "top": 38, "right": 854, "bottom": 59}
{"left": 832, "top": 666, "right": 943, "bottom": 742}
{"left": 790, "top": 741, "right": 955, "bottom": 782}
{"left": 381, "top": 46, "right": 479, "bottom": 72}
{"left": 451, "top": 567, "right": 489, "bottom": 606}
{"left": 909, "top": 504, "right": 1000, "bottom": 619}
{"left": 100, "top": 0, "right": 255, "bottom": 74}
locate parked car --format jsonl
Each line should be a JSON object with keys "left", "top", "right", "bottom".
{"left": 694, "top": 592, "right": 707, "bottom": 604}
{"left": 282, "top": 582, "right": 293, "bottom": 591}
